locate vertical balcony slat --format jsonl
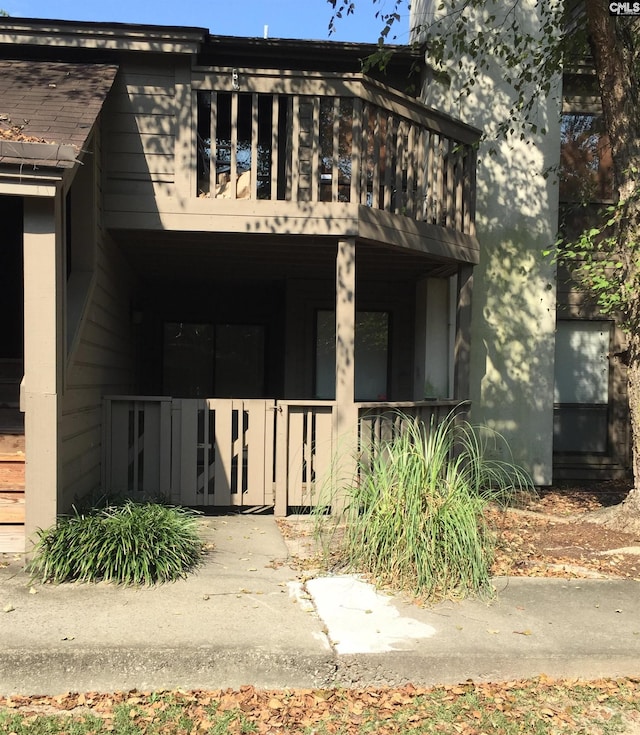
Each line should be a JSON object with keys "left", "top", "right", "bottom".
{"left": 332, "top": 97, "right": 340, "bottom": 203}
{"left": 383, "top": 113, "right": 394, "bottom": 211}
{"left": 406, "top": 123, "right": 416, "bottom": 218}
{"left": 311, "top": 96, "right": 320, "bottom": 202}
{"left": 360, "top": 102, "right": 370, "bottom": 206}
{"left": 251, "top": 92, "right": 259, "bottom": 200}
{"left": 230, "top": 93, "right": 238, "bottom": 200}
{"left": 446, "top": 138, "right": 455, "bottom": 227}
{"left": 351, "top": 97, "right": 362, "bottom": 205}
{"left": 291, "top": 95, "right": 300, "bottom": 201}
{"left": 435, "top": 134, "right": 444, "bottom": 226}
{"left": 425, "top": 131, "right": 435, "bottom": 223}
{"left": 455, "top": 147, "right": 463, "bottom": 231}
{"left": 372, "top": 108, "right": 381, "bottom": 209}
{"left": 271, "top": 95, "right": 279, "bottom": 201}
{"left": 467, "top": 147, "right": 477, "bottom": 237}
{"left": 209, "top": 92, "right": 217, "bottom": 197}
{"left": 416, "top": 127, "right": 427, "bottom": 221}
{"left": 462, "top": 148, "right": 470, "bottom": 234}
{"left": 395, "top": 119, "right": 405, "bottom": 215}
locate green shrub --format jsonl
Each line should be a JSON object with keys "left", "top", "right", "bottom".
{"left": 320, "top": 411, "right": 533, "bottom": 601}
{"left": 29, "top": 501, "right": 203, "bottom": 585}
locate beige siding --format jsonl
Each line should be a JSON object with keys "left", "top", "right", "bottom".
{"left": 103, "top": 60, "right": 177, "bottom": 196}
{"left": 58, "top": 126, "right": 136, "bottom": 510}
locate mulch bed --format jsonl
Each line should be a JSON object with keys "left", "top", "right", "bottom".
{"left": 490, "top": 484, "right": 640, "bottom": 580}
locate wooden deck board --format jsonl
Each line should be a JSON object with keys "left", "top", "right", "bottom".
{"left": 0, "top": 491, "right": 25, "bottom": 523}
{"left": 0, "top": 525, "right": 25, "bottom": 553}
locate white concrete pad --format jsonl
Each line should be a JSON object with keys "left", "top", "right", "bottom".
{"left": 306, "top": 575, "right": 436, "bottom": 654}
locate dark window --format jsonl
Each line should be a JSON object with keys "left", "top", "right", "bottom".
{"left": 315, "top": 310, "right": 389, "bottom": 401}
{"left": 163, "top": 322, "right": 265, "bottom": 398}
{"left": 560, "top": 114, "right": 613, "bottom": 203}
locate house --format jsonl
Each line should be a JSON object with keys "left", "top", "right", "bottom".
{"left": 0, "top": 18, "right": 482, "bottom": 552}
{"left": 410, "top": 0, "right": 631, "bottom": 485}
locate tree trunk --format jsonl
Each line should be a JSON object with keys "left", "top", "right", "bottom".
{"left": 624, "top": 340, "right": 640, "bottom": 510}
{"left": 584, "top": 2, "right": 640, "bottom": 517}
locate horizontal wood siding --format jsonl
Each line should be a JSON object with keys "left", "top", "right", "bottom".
{"left": 59, "top": 125, "right": 137, "bottom": 511}
{"left": 103, "top": 61, "right": 177, "bottom": 196}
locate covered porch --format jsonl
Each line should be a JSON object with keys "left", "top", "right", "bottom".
{"left": 103, "top": 229, "right": 475, "bottom": 513}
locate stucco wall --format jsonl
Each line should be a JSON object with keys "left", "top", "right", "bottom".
{"left": 411, "top": 0, "right": 560, "bottom": 483}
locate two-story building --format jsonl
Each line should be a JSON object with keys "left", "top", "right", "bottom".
{"left": 0, "top": 18, "right": 481, "bottom": 551}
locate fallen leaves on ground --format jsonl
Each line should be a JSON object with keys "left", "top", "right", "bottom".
{"left": 490, "top": 485, "right": 640, "bottom": 580}
{"left": 278, "top": 484, "right": 640, "bottom": 582}
{"left": 1, "top": 678, "right": 639, "bottom": 734}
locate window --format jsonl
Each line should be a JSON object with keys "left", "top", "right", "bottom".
{"left": 553, "top": 320, "right": 611, "bottom": 453}
{"left": 163, "top": 322, "right": 265, "bottom": 398}
{"left": 560, "top": 113, "right": 613, "bottom": 203}
{"left": 315, "top": 311, "right": 389, "bottom": 401}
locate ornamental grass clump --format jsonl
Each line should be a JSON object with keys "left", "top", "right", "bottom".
{"left": 30, "top": 501, "right": 203, "bottom": 585}
{"left": 334, "top": 412, "right": 532, "bottom": 601}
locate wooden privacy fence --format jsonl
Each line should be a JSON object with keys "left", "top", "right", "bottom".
{"left": 103, "top": 396, "right": 466, "bottom": 512}
{"left": 103, "top": 396, "right": 336, "bottom": 510}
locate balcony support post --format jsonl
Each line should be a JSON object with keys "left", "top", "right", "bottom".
{"left": 334, "top": 237, "right": 357, "bottom": 514}
{"left": 454, "top": 264, "right": 473, "bottom": 402}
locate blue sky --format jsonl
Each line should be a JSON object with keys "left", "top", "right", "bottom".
{"left": 2, "top": 0, "right": 411, "bottom": 43}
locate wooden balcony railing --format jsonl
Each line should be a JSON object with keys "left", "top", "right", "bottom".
{"left": 194, "top": 75, "right": 478, "bottom": 236}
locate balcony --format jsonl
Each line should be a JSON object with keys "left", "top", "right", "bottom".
{"left": 105, "top": 69, "right": 478, "bottom": 250}
{"left": 193, "top": 75, "right": 477, "bottom": 238}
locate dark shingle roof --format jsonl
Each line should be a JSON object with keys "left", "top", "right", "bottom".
{"left": 0, "top": 59, "right": 118, "bottom": 168}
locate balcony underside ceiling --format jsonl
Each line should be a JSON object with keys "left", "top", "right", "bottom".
{"left": 114, "top": 230, "right": 463, "bottom": 284}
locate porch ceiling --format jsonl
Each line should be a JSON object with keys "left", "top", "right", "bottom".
{"left": 114, "top": 231, "right": 460, "bottom": 283}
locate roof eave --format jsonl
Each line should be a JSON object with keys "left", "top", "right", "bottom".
{"left": 0, "top": 17, "right": 207, "bottom": 54}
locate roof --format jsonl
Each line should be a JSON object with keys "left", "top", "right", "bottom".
{"left": 0, "top": 59, "right": 118, "bottom": 169}
{"left": 0, "top": 17, "right": 206, "bottom": 53}
{"left": 0, "top": 16, "right": 422, "bottom": 94}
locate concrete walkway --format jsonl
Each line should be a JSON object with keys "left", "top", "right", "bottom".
{"left": 0, "top": 514, "right": 639, "bottom": 695}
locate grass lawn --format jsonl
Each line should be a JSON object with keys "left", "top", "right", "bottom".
{"left": 1, "top": 677, "right": 639, "bottom": 734}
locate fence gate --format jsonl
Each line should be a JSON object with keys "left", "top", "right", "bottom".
{"left": 104, "top": 397, "right": 276, "bottom": 507}
{"left": 173, "top": 399, "right": 276, "bottom": 507}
